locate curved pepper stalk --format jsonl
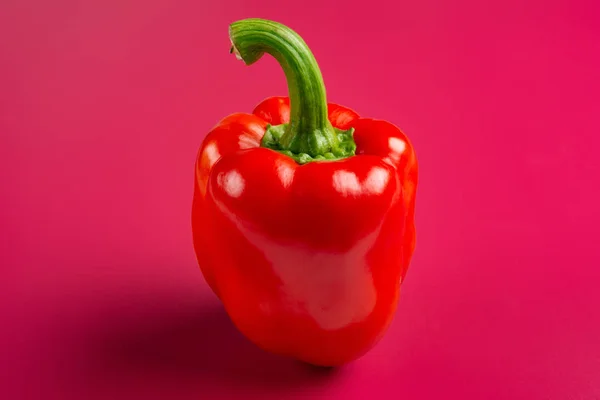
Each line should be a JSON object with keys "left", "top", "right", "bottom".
{"left": 191, "top": 18, "right": 418, "bottom": 367}
{"left": 229, "top": 18, "right": 356, "bottom": 163}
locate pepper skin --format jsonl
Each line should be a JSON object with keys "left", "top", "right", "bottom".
{"left": 192, "top": 19, "right": 418, "bottom": 367}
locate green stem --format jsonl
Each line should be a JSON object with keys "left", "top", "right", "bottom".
{"left": 229, "top": 18, "right": 354, "bottom": 161}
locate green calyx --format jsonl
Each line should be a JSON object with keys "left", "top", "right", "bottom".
{"left": 262, "top": 124, "right": 356, "bottom": 164}
{"left": 229, "top": 18, "right": 356, "bottom": 163}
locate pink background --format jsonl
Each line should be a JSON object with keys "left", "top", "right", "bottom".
{"left": 1, "top": 0, "right": 599, "bottom": 399}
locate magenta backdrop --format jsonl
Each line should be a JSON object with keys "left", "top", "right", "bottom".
{"left": 1, "top": 0, "right": 599, "bottom": 399}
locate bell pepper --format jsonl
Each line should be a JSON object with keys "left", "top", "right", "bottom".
{"left": 191, "top": 18, "right": 418, "bottom": 367}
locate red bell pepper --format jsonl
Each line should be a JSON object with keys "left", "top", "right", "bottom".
{"left": 192, "top": 18, "right": 418, "bottom": 366}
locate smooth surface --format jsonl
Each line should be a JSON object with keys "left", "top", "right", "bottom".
{"left": 192, "top": 97, "right": 416, "bottom": 366}
{"left": 1, "top": 0, "right": 599, "bottom": 399}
